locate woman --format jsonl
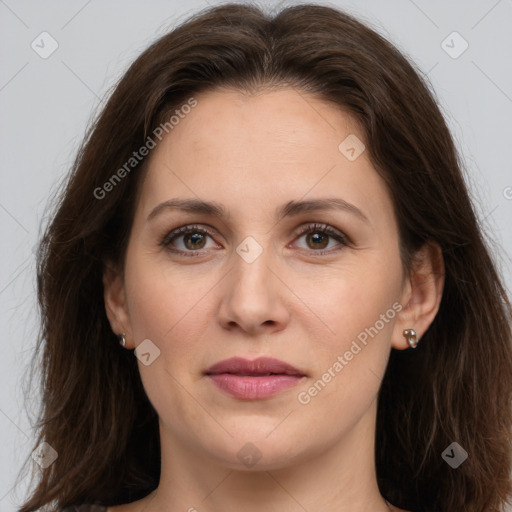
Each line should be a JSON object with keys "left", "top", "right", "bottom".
{"left": 16, "top": 2, "right": 512, "bottom": 512}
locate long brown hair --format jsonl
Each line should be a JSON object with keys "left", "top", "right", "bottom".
{"left": 16, "top": 3, "right": 512, "bottom": 511}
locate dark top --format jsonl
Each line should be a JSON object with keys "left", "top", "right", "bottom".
{"left": 61, "top": 506, "right": 107, "bottom": 512}
{"left": 61, "top": 503, "right": 419, "bottom": 512}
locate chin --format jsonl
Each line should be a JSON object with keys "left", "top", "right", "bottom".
{"left": 202, "top": 431, "right": 312, "bottom": 472}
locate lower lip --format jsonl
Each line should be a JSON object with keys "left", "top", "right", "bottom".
{"left": 207, "top": 373, "right": 304, "bottom": 399}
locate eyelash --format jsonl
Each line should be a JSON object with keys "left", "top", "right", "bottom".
{"left": 159, "top": 223, "right": 350, "bottom": 257}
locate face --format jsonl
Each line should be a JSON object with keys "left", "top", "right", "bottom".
{"left": 105, "top": 87, "right": 416, "bottom": 471}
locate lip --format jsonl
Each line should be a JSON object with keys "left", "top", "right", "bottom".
{"left": 205, "top": 357, "right": 306, "bottom": 400}
{"left": 206, "top": 357, "right": 304, "bottom": 376}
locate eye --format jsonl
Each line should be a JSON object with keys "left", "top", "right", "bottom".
{"left": 160, "top": 224, "right": 219, "bottom": 256}
{"left": 292, "top": 223, "right": 349, "bottom": 255}
{"left": 160, "top": 222, "right": 349, "bottom": 257}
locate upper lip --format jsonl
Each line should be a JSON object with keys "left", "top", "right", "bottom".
{"left": 205, "top": 357, "right": 305, "bottom": 376}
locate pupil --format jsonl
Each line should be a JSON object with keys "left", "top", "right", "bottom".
{"left": 186, "top": 233, "right": 205, "bottom": 249}
{"left": 308, "top": 232, "right": 328, "bottom": 249}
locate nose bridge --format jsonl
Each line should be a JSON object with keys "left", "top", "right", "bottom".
{"left": 231, "top": 234, "right": 275, "bottom": 297}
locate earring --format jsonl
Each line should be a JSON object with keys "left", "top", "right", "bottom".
{"left": 118, "top": 333, "right": 126, "bottom": 348}
{"left": 403, "top": 328, "right": 419, "bottom": 349}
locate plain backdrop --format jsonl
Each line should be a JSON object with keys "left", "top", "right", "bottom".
{"left": 1, "top": 0, "right": 511, "bottom": 510}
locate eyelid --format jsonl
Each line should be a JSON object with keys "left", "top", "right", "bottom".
{"left": 160, "top": 222, "right": 350, "bottom": 255}
{"left": 160, "top": 224, "right": 219, "bottom": 249}
{"left": 289, "top": 222, "right": 350, "bottom": 256}
{"left": 293, "top": 222, "right": 350, "bottom": 244}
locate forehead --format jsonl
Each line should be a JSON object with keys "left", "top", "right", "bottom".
{"left": 165, "top": 87, "right": 361, "bottom": 161}
{"left": 136, "top": 87, "right": 394, "bottom": 229}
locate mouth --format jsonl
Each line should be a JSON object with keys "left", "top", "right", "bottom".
{"left": 204, "top": 357, "right": 306, "bottom": 400}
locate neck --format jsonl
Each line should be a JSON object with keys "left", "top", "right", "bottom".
{"left": 148, "top": 400, "right": 393, "bottom": 512}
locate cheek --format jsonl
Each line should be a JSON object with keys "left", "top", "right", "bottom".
{"left": 123, "top": 255, "right": 208, "bottom": 425}
{"left": 298, "top": 257, "right": 402, "bottom": 401}
{"left": 123, "top": 251, "right": 221, "bottom": 408}
{"left": 305, "top": 257, "right": 402, "bottom": 346}
{"left": 124, "top": 250, "right": 210, "bottom": 341}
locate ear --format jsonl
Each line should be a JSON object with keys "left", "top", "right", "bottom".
{"left": 103, "top": 259, "right": 133, "bottom": 348}
{"left": 391, "top": 239, "right": 445, "bottom": 350}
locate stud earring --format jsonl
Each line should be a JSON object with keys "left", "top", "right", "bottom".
{"left": 118, "top": 333, "right": 126, "bottom": 348}
{"left": 403, "top": 328, "right": 419, "bottom": 348}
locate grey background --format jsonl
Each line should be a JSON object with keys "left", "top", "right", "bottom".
{"left": 1, "top": 0, "right": 511, "bottom": 510}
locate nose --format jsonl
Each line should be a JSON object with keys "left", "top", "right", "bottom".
{"left": 217, "top": 245, "right": 291, "bottom": 336}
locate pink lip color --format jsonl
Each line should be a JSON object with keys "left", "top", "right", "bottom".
{"left": 208, "top": 373, "right": 304, "bottom": 399}
{"left": 205, "top": 356, "right": 306, "bottom": 400}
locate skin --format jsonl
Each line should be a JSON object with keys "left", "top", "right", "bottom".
{"left": 104, "top": 87, "right": 444, "bottom": 512}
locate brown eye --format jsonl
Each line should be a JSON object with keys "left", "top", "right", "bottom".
{"left": 305, "top": 231, "right": 330, "bottom": 250}
{"left": 183, "top": 232, "right": 207, "bottom": 250}
{"left": 161, "top": 225, "right": 218, "bottom": 255}
{"left": 293, "top": 223, "right": 349, "bottom": 255}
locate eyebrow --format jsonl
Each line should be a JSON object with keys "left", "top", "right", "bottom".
{"left": 146, "top": 197, "right": 369, "bottom": 223}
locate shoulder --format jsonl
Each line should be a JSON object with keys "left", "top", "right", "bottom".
{"left": 61, "top": 505, "right": 108, "bottom": 512}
